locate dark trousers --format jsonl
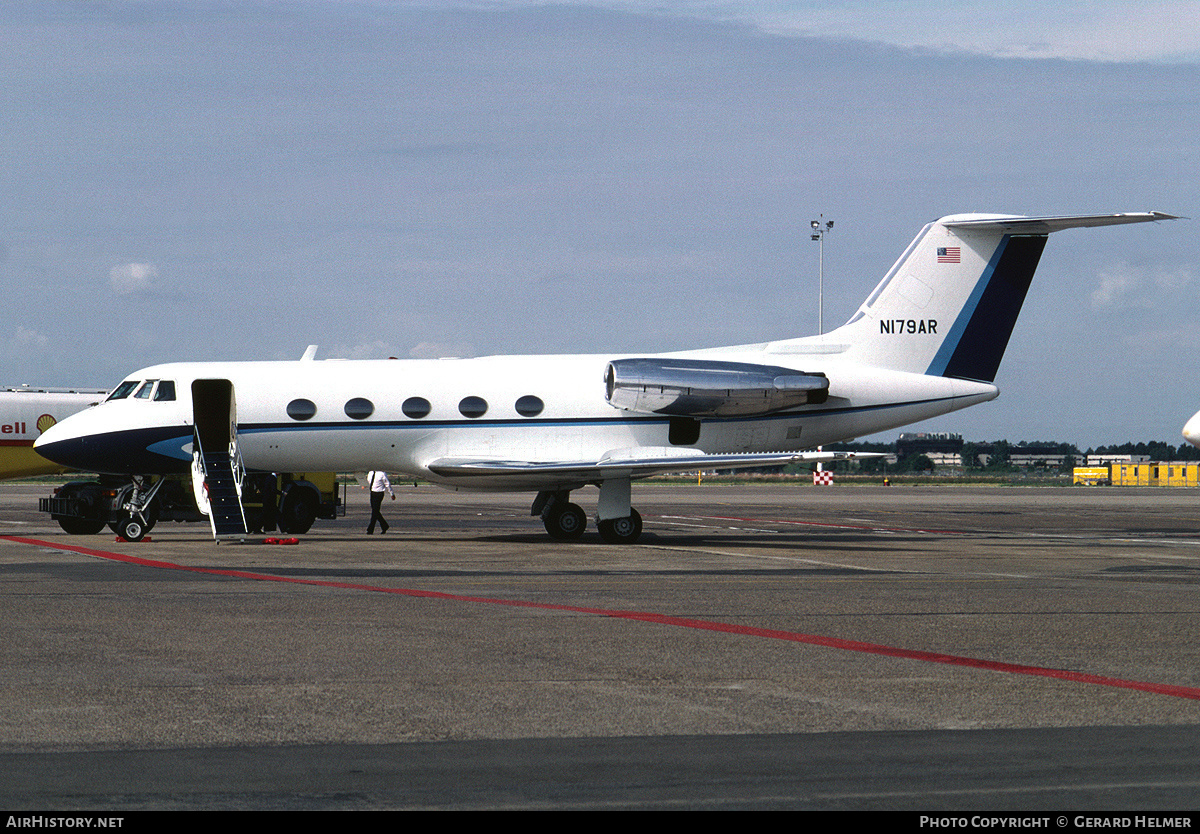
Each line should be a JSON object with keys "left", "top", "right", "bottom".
{"left": 368, "top": 490, "right": 389, "bottom": 533}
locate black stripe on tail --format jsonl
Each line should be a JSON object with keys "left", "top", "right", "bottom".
{"left": 937, "top": 235, "right": 1047, "bottom": 383}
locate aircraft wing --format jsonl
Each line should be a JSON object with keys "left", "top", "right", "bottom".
{"left": 426, "top": 448, "right": 878, "bottom": 488}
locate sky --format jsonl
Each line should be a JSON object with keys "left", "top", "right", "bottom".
{"left": 2, "top": 0, "right": 1198, "bottom": 448}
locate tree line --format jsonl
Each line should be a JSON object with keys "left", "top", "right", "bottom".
{"left": 822, "top": 439, "right": 1200, "bottom": 473}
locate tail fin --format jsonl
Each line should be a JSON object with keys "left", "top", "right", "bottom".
{"left": 825, "top": 212, "right": 1175, "bottom": 382}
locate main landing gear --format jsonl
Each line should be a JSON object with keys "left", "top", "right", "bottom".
{"left": 532, "top": 480, "right": 644, "bottom": 544}
{"left": 542, "top": 499, "right": 587, "bottom": 541}
{"left": 596, "top": 509, "right": 642, "bottom": 544}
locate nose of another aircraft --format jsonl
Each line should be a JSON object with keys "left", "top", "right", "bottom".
{"left": 1183, "top": 410, "right": 1200, "bottom": 448}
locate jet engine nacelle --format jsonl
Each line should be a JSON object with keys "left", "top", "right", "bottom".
{"left": 604, "top": 358, "right": 829, "bottom": 418}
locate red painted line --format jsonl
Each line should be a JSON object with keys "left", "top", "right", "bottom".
{"left": 7, "top": 534, "right": 1200, "bottom": 701}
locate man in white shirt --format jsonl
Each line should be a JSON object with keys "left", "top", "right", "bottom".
{"left": 366, "top": 470, "right": 395, "bottom": 534}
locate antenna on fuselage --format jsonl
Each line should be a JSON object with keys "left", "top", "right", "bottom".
{"left": 300, "top": 345, "right": 318, "bottom": 361}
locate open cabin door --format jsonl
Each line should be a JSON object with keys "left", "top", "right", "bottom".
{"left": 191, "top": 379, "right": 248, "bottom": 541}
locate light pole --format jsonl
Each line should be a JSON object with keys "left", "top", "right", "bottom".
{"left": 810, "top": 215, "right": 833, "bottom": 334}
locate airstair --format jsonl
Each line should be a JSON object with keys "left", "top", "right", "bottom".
{"left": 191, "top": 379, "right": 248, "bottom": 542}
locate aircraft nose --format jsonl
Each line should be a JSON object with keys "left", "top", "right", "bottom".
{"left": 1183, "top": 410, "right": 1200, "bottom": 448}
{"left": 33, "top": 417, "right": 66, "bottom": 453}
{"left": 34, "top": 407, "right": 192, "bottom": 475}
{"left": 32, "top": 417, "right": 87, "bottom": 468}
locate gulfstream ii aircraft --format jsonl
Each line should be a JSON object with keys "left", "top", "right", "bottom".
{"left": 36, "top": 211, "right": 1175, "bottom": 543}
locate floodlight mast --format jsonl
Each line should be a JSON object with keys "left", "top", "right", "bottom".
{"left": 810, "top": 215, "right": 834, "bottom": 334}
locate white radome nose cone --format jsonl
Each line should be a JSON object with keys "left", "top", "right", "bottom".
{"left": 1183, "top": 410, "right": 1200, "bottom": 448}
{"left": 32, "top": 417, "right": 70, "bottom": 450}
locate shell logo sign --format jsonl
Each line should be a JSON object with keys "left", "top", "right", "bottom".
{"left": 1, "top": 414, "right": 56, "bottom": 438}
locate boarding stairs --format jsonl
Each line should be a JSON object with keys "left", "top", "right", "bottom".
{"left": 189, "top": 378, "right": 250, "bottom": 542}
{"left": 192, "top": 435, "right": 249, "bottom": 542}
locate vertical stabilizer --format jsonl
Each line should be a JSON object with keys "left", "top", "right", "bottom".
{"left": 822, "top": 212, "right": 1173, "bottom": 382}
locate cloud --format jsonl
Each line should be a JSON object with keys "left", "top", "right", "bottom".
{"left": 109, "top": 262, "right": 158, "bottom": 295}
{"left": 325, "top": 340, "right": 404, "bottom": 360}
{"left": 1090, "top": 263, "right": 1193, "bottom": 308}
{"left": 320, "top": 340, "right": 478, "bottom": 361}
{"left": 555, "top": 0, "right": 1200, "bottom": 63}
{"left": 408, "top": 341, "right": 476, "bottom": 360}
{"left": 11, "top": 325, "right": 48, "bottom": 349}
{"left": 1121, "top": 325, "right": 1200, "bottom": 352}
{"left": 325, "top": 340, "right": 477, "bottom": 360}
{"left": 1090, "top": 265, "right": 1140, "bottom": 307}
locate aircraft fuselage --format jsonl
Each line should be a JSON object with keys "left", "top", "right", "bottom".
{"left": 37, "top": 349, "right": 995, "bottom": 490}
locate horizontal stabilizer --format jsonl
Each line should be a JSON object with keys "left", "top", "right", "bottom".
{"left": 941, "top": 212, "right": 1179, "bottom": 233}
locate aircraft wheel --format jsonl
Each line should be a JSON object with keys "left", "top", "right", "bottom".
{"left": 58, "top": 517, "right": 106, "bottom": 535}
{"left": 118, "top": 515, "right": 148, "bottom": 542}
{"left": 597, "top": 509, "right": 643, "bottom": 544}
{"left": 544, "top": 502, "right": 586, "bottom": 540}
{"left": 111, "top": 503, "right": 158, "bottom": 535}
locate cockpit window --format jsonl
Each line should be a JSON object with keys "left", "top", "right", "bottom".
{"left": 106, "top": 380, "right": 140, "bottom": 401}
{"left": 153, "top": 380, "right": 176, "bottom": 402}
{"left": 134, "top": 381, "right": 156, "bottom": 399}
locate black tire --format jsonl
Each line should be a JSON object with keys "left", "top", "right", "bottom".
{"left": 118, "top": 515, "right": 148, "bottom": 542}
{"left": 597, "top": 509, "right": 643, "bottom": 544}
{"left": 55, "top": 482, "right": 106, "bottom": 535}
{"left": 278, "top": 490, "right": 317, "bottom": 534}
{"left": 58, "top": 516, "right": 106, "bottom": 535}
{"left": 110, "top": 504, "right": 158, "bottom": 535}
{"left": 544, "top": 502, "right": 587, "bottom": 540}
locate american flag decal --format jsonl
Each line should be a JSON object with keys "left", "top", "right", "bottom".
{"left": 937, "top": 246, "right": 961, "bottom": 263}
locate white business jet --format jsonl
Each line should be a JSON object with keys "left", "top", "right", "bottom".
{"left": 36, "top": 211, "right": 1175, "bottom": 543}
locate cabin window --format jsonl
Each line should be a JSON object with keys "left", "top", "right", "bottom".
{"left": 402, "top": 397, "right": 431, "bottom": 419}
{"left": 107, "top": 380, "right": 140, "bottom": 401}
{"left": 286, "top": 398, "right": 317, "bottom": 421}
{"left": 153, "top": 380, "right": 176, "bottom": 402}
{"left": 515, "top": 395, "right": 544, "bottom": 417}
{"left": 344, "top": 397, "right": 374, "bottom": 420}
{"left": 458, "top": 396, "right": 488, "bottom": 419}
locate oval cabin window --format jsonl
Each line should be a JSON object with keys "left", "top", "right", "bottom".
{"left": 458, "top": 396, "right": 488, "bottom": 419}
{"left": 515, "top": 395, "right": 544, "bottom": 417}
{"left": 286, "top": 398, "right": 317, "bottom": 421}
{"left": 344, "top": 397, "right": 374, "bottom": 420}
{"left": 402, "top": 397, "right": 431, "bottom": 419}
